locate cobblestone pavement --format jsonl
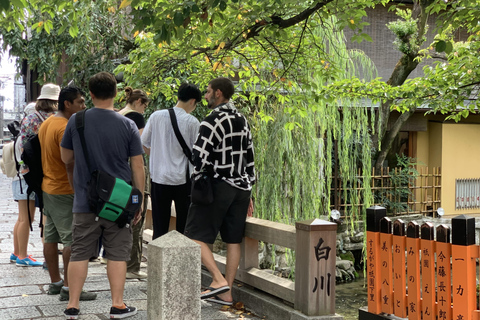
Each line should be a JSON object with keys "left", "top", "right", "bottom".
{"left": 0, "top": 174, "right": 262, "bottom": 320}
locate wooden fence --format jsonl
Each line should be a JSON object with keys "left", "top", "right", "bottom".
{"left": 360, "top": 206, "right": 478, "bottom": 320}
{"left": 331, "top": 166, "right": 441, "bottom": 216}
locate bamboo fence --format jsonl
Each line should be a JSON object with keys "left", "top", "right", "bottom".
{"left": 330, "top": 166, "right": 441, "bottom": 216}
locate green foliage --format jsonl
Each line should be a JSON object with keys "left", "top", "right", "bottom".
{"left": 387, "top": 9, "right": 423, "bottom": 55}
{"left": 117, "top": 14, "right": 378, "bottom": 224}
{"left": 1, "top": 1, "right": 133, "bottom": 89}
{"left": 128, "top": 0, "right": 383, "bottom": 45}
{"left": 428, "top": 0, "right": 480, "bottom": 36}
{"left": 321, "top": 35, "right": 480, "bottom": 122}
{"left": 250, "top": 19, "right": 377, "bottom": 224}
{"left": 375, "top": 155, "right": 419, "bottom": 215}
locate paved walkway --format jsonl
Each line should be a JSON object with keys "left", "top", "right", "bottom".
{"left": 0, "top": 174, "right": 263, "bottom": 320}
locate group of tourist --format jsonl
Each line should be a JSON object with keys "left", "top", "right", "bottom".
{"left": 8, "top": 72, "right": 255, "bottom": 319}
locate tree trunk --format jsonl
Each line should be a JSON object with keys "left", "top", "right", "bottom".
{"left": 374, "top": 0, "right": 433, "bottom": 171}
{"left": 375, "top": 106, "right": 417, "bottom": 170}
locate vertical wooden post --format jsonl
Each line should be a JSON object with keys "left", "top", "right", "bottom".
{"left": 420, "top": 222, "right": 436, "bottom": 320}
{"left": 452, "top": 214, "right": 476, "bottom": 320}
{"left": 406, "top": 221, "right": 421, "bottom": 320}
{"left": 295, "top": 219, "right": 337, "bottom": 316}
{"left": 436, "top": 224, "right": 451, "bottom": 320}
{"left": 392, "top": 219, "right": 407, "bottom": 318}
{"left": 380, "top": 217, "right": 393, "bottom": 314}
{"left": 240, "top": 236, "right": 258, "bottom": 270}
{"left": 366, "top": 206, "right": 386, "bottom": 314}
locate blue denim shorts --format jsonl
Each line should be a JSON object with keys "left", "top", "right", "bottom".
{"left": 12, "top": 179, "right": 36, "bottom": 201}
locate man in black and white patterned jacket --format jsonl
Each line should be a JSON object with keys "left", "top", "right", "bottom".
{"left": 184, "top": 77, "right": 255, "bottom": 306}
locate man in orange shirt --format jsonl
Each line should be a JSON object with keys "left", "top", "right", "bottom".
{"left": 39, "top": 86, "right": 96, "bottom": 301}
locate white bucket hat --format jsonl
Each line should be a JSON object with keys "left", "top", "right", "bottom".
{"left": 37, "top": 83, "right": 61, "bottom": 100}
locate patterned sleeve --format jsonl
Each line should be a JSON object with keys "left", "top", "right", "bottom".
{"left": 192, "top": 115, "right": 220, "bottom": 174}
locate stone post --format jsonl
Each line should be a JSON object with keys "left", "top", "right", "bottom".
{"left": 147, "top": 230, "right": 201, "bottom": 320}
{"left": 294, "top": 219, "right": 337, "bottom": 316}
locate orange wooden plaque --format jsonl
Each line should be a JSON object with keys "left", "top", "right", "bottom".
{"left": 392, "top": 234, "right": 407, "bottom": 317}
{"left": 435, "top": 241, "right": 451, "bottom": 320}
{"left": 367, "top": 231, "right": 382, "bottom": 313}
{"left": 380, "top": 232, "right": 393, "bottom": 314}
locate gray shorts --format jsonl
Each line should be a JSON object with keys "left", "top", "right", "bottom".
{"left": 70, "top": 212, "right": 133, "bottom": 262}
{"left": 12, "top": 179, "right": 36, "bottom": 201}
{"left": 43, "top": 192, "right": 74, "bottom": 247}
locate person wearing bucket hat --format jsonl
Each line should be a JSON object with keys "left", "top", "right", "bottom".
{"left": 20, "top": 83, "right": 60, "bottom": 147}
{"left": 37, "top": 83, "right": 62, "bottom": 100}
{"left": 10, "top": 83, "right": 60, "bottom": 268}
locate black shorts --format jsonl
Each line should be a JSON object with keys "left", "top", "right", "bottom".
{"left": 184, "top": 179, "right": 251, "bottom": 244}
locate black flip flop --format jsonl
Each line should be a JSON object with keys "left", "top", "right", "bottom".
{"left": 205, "top": 295, "right": 233, "bottom": 306}
{"left": 201, "top": 285, "right": 230, "bottom": 299}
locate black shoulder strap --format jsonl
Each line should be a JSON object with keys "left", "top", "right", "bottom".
{"left": 168, "top": 108, "right": 193, "bottom": 164}
{"left": 12, "top": 137, "right": 23, "bottom": 192}
{"left": 75, "top": 109, "right": 92, "bottom": 173}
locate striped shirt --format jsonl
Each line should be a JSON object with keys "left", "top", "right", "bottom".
{"left": 193, "top": 101, "right": 255, "bottom": 191}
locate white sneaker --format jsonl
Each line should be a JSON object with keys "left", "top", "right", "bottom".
{"left": 126, "top": 271, "right": 147, "bottom": 279}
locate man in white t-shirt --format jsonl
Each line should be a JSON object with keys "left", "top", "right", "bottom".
{"left": 142, "top": 83, "right": 201, "bottom": 239}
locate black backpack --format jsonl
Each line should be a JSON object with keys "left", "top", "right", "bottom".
{"left": 22, "top": 134, "right": 44, "bottom": 203}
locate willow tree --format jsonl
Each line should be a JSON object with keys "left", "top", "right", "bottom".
{"left": 248, "top": 20, "right": 377, "bottom": 224}
{"left": 115, "top": 4, "right": 379, "bottom": 222}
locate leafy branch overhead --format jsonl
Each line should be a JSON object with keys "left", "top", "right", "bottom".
{"left": 129, "top": 0, "right": 379, "bottom": 51}
{"left": 321, "top": 1, "right": 480, "bottom": 123}
{"left": 1, "top": 0, "right": 480, "bottom": 160}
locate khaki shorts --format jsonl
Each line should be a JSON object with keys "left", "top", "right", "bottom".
{"left": 70, "top": 212, "right": 133, "bottom": 262}
{"left": 43, "top": 192, "right": 74, "bottom": 247}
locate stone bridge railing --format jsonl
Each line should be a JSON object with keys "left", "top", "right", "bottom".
{"left": 146, "top": 215, "right": 341, "bottom": 318}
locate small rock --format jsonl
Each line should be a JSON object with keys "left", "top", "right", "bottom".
{"left": 350, "top": 232, "right": 364, "bottom": 243}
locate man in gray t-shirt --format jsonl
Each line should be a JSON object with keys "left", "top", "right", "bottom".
{"left": 60, "top": 72, "right": 144, "bottom": 320}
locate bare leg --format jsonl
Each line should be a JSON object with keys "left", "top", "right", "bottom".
{"left": 107, "top": 260, "right": 127, "bottom": 307}
{"left": 15, "top": 199, "right": 36, "bottom": 258}
{"left": 42, "top": 214, "right": 47, "bottom": 244}
{"left": 62, "top": 246, "right": 72, "bottom": 287}
{"left": 44, "top": 242, "right": 61, "bottom": 282}
{"left": 193, "top": 240, "right": 228, "bottom": 292}
{"left": 13, "top": 221, "right": 19, "bottom": 256}
{"left": 67, "top": 260, "right": 88, "bottom": 309}
{"left": 217, "top": 243, "right": 241, "bottom": 302}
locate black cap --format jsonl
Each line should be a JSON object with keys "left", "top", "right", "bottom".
{"left": 366, "top": 206, "right": 386, "bottom": 232}
{"left": 452, "top": 214, "right": 475, "bottom": 246}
